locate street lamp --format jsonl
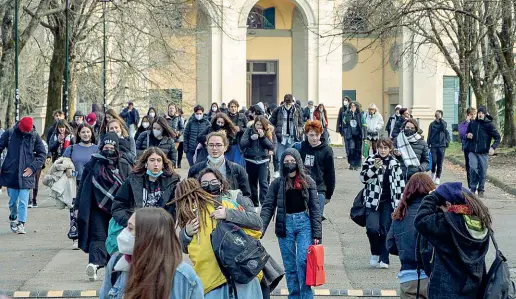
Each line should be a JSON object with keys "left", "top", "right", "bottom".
{"left": 14, "top": 0, "right": 20, "bottom": 122}
{"left": 98, "top": 0, "right": 112, "bottom": 114}
{"left": 62, "top": 0, "right": 70, "bottom": 119}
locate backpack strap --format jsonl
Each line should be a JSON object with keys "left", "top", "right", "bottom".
{"left": 110, "top": 254, "right": 125, "bottom": 286}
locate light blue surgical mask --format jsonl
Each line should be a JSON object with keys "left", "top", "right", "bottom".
{"left": 146, "top": 169, "right": 163, "bottom": 178}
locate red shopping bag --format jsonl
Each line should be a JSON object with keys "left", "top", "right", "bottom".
{"left": 306, "top": 244, "right": 326, "bottom": 286}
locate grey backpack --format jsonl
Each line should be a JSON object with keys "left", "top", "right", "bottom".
{"left": 482, "top": 231, "right": 516, "bottom": 299}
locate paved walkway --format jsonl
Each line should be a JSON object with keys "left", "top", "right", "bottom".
{"left": 0, "top": 148, "right": 515, "bottom": 297}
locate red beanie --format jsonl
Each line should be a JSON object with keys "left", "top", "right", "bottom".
{"left": 19, "top": 117, "right": 33, "bottom": 133}
{"left": 86, "top": 113, "right": 97, "bottom": 125}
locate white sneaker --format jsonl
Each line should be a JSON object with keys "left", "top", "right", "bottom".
{"left": 16, "top": 223, "right": 26, "bottom": 234}
{"left": 378, "top": 262, "right": 389, "bottom": 269}
{"left": 435, "top": 178, "right": 440, "bottom": 185}
{"left": 86, "top": 264, "right": 98, "bottom": 281}
{"left": 273, "top": 171, "right": 280, "bottom": 179}
{"left": 72, "top": 240, "right": 79, "bottom": 250}
{"left": 431, "top": 173, "right": 436, "bottom": 181}
{"left": 28, "top": 203, "right": 33, "bottom": 208}
{"left": 10, "top": 221, "right": 18, "bottom": 233}
{"left": 369, "top": 255, "right": 379, "bottom": 267}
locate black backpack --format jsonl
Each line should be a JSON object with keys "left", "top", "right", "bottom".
{"left": 481, "top": 231, "right": 516, "bottom": 299}
{"left": 210, "top": 221, "right": 269, "bottom": 293}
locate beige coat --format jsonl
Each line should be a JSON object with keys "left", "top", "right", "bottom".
{"left": 43, "top": 157, "right": 76, "bottom": 208}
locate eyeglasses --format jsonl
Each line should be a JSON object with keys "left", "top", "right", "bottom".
{"left": 201, "top": 179, "right": 221, "bottom": 187}
{"left": 208, "top": 143, "right": 224, "bottom": 148}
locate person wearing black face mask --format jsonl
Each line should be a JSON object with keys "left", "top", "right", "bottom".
{"left": 261, "top": 148, "right": 322, "bottom": 299}
{"left": 393, "top": 119, "right": 430, "bottom": 181}
{"left": 74, "top": 132, "right": 132, "bottom": 281}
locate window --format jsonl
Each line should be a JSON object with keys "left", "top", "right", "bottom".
{"left": 342, "top": 44, "right": 358, "bottom": 71}
{"left": 247, "top": 6, "right": 275, "bottom": 29}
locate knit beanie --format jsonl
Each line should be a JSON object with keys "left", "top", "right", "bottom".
{"left": 19, "top": 117, "right": 33, "bottom": 133}
{"left": 477, "top": 106, "right": 488, "bottom": 115}
{"left": 434, "top": 182, "right": 466, "bottom": 205}
{"left": 101, "top": 132, "right": 120, "bottom": 152}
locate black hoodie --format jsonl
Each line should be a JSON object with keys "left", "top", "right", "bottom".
{"left": 296, "top": 140, "right": 336, "bottom": 199}
{"left": 465, "top": 114, "right": 501, "bottom": 154}
{"left": 415, "top": 183, "right": 489, "bottom": 299}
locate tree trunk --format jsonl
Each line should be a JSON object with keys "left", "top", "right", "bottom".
{"left": 45, "top": 32, "right": 66, "bottom": 132}
{"left": 69, "top": 67, "right": 77, "bottom": 117}
{"left": 0, "top": 1, "right": 15, "bottom": 126}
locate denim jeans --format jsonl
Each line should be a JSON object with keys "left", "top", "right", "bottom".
{"left": 318, "top": 192, "right": 326, "bottom": 216}
{"left": 8, "top": 188, "right": 30, "bottom": 223}
{"left": 468, "top": 152, "right": 488, "bottom": 192}
{"left": 246, "top": 161, "right": 269, "bottom": 207}
{"left": 205, "top": 277, "right": 262, "bottom": 299}
{"left": 278, "top": 212, "right": 314, "bottom": 299}
{"left": 128, "top": 124, "right": 136, "bottom": 138}
{"left": 276, "top": 141, "right": 294, "bottom": 163}
{"left": 366, "top": 200, "right": 393, "bottom": 264}
{"left": 430, "top": 147, "right": 446, "bottom": 178}
{"left": 186, "top": 151, "right": 195, "bottom": 167}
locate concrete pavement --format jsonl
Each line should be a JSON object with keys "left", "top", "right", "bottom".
{"left": 0, "top": 148, "right": 515, "bottom": 297}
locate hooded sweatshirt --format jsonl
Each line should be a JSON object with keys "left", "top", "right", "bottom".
{"left": 415, "top": 183, "right": 489, "bottom": 299}
{"left": 297, "top": 140, "right": 336, "bottom": 199}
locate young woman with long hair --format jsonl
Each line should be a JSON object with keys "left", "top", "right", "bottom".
{"left": 415, "top": 182, "right": 492, "bottom": 298}
{"left": 107, "top": 119, "right": 137, "bottom": 164}
{"left": 100, "top": 207, "right": 204, "bottom": 299}
{"left": 174, "top": 178, "right": 263, "bottom": 298}
{"left": 313, "top": 103, "right": 330, "bottom": 141}
{"left": 135, "top": 116, "right": 178, "bottom": 166}
{"left": 134, "top": 115, "right": 152, "bottom": 142}
{"left": 344, "top": 101, "right": 365, "bottom": 170}
{"left": 99, "top": 108, "right": 128, "bottom": 139}
{"left": 360, "top": 137, "right": 405, "bottom": 269}
{"left": 387, "top": 172, "right": 435, "bottom": 298}
{"left": 49, "top": 120, "right": 75, "bottom": 162}
{"left": 240, "top": 116, "right": 275, "bottom": 207}
{"left": 75, "top": 133, "right": 132, "bottom": 281}
{"left": 111, "top": 147, "right": 180, "bottom": 227}
{"left": 260, "top": 148, "right": 322, "bottom": 299}
{"left": 146, "top": 106, "right": 157, "bottom": 123}
{"left": 208, "top": 102, "right": 220, "bottom": 119}
{"left": 393, "top": 118, "right": 430, "bottom": 181}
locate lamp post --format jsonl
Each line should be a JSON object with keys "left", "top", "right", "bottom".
{"left": 14, "top": 0, "right": 20, "bottom": 122}
{"left": 99, "top": 0, "right": 112, "bottom": 114}
{"left": 62, "top": 0, "right": 70, "bottom": 119}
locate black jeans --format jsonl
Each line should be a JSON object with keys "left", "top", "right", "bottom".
{"left": 32, "top": 168, "right": 42, "bottom": 204}
{"left": 246, "top": 161, "right": 269, "bottom": 207}
{"left": 347, "top": 135, "right": 363, "bottom": 167}
{"left": 177, "top": 142, "right": 184, "bottom": 167}
{"left": 431, "top": 147, "right": 446, "bottom": 178}
{"left": 464, "top": 150, "right": 471, "bottom": 187}
{"left": 88, "top": 205, "right": 110, "bottom": 267}
{"left": 366, "top": 200, "right": 393, "bottom": 264}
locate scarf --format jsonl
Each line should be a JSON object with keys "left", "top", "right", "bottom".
{"left": 396, "top": 133, "right": 421, "bottom": 167}
{"left": 319, "top": 111, "right": 327, "bottom": 128}
{"left": 92, "top": 161, "right": 124, "bottom": 213}
{"left": 281, "top": 106, "right": 295, "bottom": 145}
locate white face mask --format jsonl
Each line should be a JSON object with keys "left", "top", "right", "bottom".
{"left": 343, "top": 101, "right": 349, "bottom": 106}
{"left": 149, "top": 112, "right": 156, "bottom": 118}
{"left": 212, "top": 107, "right": 217, "bottom": 112}
{"left": 117, "top": 228, "right": 135, "bottom": 255}
{"left": 142, "top": 122, "right": 150, "bottom": 129}
{"left": 116, "top": 131, "right": 123, "bottom": 138}
{"left": 153, "top": 129, "right": 162, "bottom": 138}
{"left": 208, "top": 155, "right": 224, "bottom": 164}
{"left": 195, "top": 114, "right": 203, "bottom": 121}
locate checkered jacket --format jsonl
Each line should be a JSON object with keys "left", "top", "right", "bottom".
{"left": 360, "top": 155, "right": 405, "bottom": 210}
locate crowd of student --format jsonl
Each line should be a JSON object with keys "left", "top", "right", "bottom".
{"left": 0, "top": 95, "right": 509, "bottom": 299}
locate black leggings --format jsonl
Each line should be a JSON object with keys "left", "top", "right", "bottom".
{"left": 177, "top": 142, "right": 184, "bottom": 167}
{"left": 431, "top": 147, "right": 446, "bottom": 178}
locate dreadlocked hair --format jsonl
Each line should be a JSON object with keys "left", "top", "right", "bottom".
{"left": 172, "top": 178, "right": 217, "bottom": 230}
{"left": 463, "top": 190, "right": 492, "bottom": 231}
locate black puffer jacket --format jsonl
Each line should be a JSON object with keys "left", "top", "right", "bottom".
{"left": 187, "top": 159, "right": 251, "bottom": 198}
{"left": 465, "top": 115, "right": 501, "bottom": 154}
{"left": 135, "top": 131, "right": 178, "bottom": 165}
{"left": 397, "top": 138, "right": 430, "bottom": 181}
{"left": 260, "top": 148, "right": 322, "bottom": 240}
{"left": 240, "top": 127, "right": 274, "bottom": 160}
{"left": 227, "top": 112, "right": 248, "bottom": 133}
{"left": 183, "top": 115, "right": 210, "bottom": 153}
{"left": 111, "top": 172, "right": 181, "bottom": 227}
{"left": 427, "top": 119, "right": 450, "bottom": 148}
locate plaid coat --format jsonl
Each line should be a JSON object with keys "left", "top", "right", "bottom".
{"left": 360, "top": 154, "right": 405, "bottom": 209}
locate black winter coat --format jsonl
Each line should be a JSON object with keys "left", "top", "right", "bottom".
{"left": 75, "top": 154, "right": 132, "bottom": 253}
{"left": 296, "top": 140, "right": 336, "bottom": 199}
{"left": 465, "top": 115, "right": 501, "bottom": 154}
{"left": 391, "top": 116, "right": 407, "bottom": 143}
{"left": 135, "top": 131, "right": 178, "bottom": 165}
{"left": 336, "top": 106, "right": 349, "bottom": 136}
{"left": 226, "top": 112, "right": 248, "bottom": 133}
{"left": 387, "top": 195, "right": 433, "bottom": 272}
{"left": 397, "top": 138, "right": 430, "bottom": 181}
{"left": 183, "top": 116, "right": 211, "bottom": 153}
{"left": 0, "top": 124, "right": 46, "bottom": 189}
{"left": 415, "top": 193, "right": 489, "bottom": 299}
{"left": 240, "top": 128, "right": 274, "bottom": 160}
{"left": 111, "top": 172, "right": 181, "bottom": 227}
{"left": 187, "top": 159, "right": 251, "bottom": 198}
{"left": 427, "top": 120, "right": 450, "bottom": 148}
{"left": 269, "top": 105, "right": 304, "bottom": 143}
{"left": 260, "top": 148, "right": 322, "bottom": 240}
